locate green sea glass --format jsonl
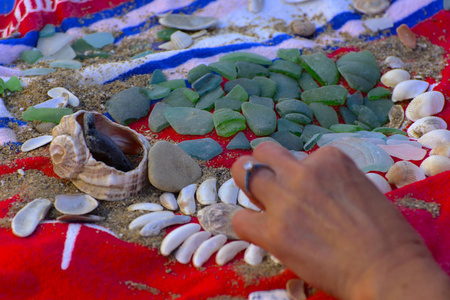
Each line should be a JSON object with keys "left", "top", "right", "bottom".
{"left": 299, "top": 52, "right": 339, "bottom": 86}
{"left": 22, "top": 107, "right": 73, "bottom": 124}
{"left": 367, "top": 87, "right": 391, "bottom": 100}
{"left": 195, "top": 86, "right": 224, "bottom": 111}
{"left": 269, "top": 59, "right": 303, "bottom": 79}
{"left": 270, "top": 72, "right": 302, "bottom": 101}
{"left": 187, "top": 64, "right": 211, "bottom": 84}
{"left": 270, "top": 131, "right": 303, "bottom": 150}
{"left": 236, "top": 61, "right": 270, "bottom": 79}
{"left": 164, "top": 107, "right": 214, "bottom": 135}
{"left": 309, "top": 103, "right": 339, "bottom": 129}
{"left": 162, "top": 88, "right": 195, "bottom": 107}
{"left": 241, "top": 102, "right": 277, "bottom": 136}
{"left": 251, "top": 76, "right": 277, "bottom": 98}
{"left": 208, "top": 61, "right": 237, "bottom": 80}
{"left": 192, "top": 73, "right": 223, "bottom": 96}
{"left": 158, "top": 79, "right": 186, "bottom": 90}
{"left": 219, "top": 52, "right": 272, "bottom": 65}
{"left": 145, "top": 84, "right": 171, "bottom": 100}
{"left": 301, "top": 85, "right": 347, "bottom": 106}
{"left": 20, "top": 50, "right": 42, "bottom": 65}
{"left": 148, "top": 102, "right": 170, "bottom": 133}
{"left": 226, "top": 132, "right": 251, "bottom": 150}
{"left": 224, "top": 78, "right": 260, "bottom": 96}
{"left": 298, "top": 72, "right": 319, "bottom": 91}
{"left": 226, "top": 84, "right": 248, "bottom": 101}
{"left": 178, "top": 138, "right": 223, "bottom": 160}
{"left": 150, "top": 69, "right": 167, "bottom": 84}
{"left": 277, "top": 48, "right": 301, "bottom": 63}
{"left": 213, "top": 108, "right": 246, "bottom": 137}
{"left": 277, "top": 118, "right": 304, "bottom": 136}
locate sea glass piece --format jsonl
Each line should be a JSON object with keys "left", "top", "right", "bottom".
{"left": 309, "top": 103, "right": 339, "bottom": 129}
{"left": 299, "top": 52, "right": 339, "bottom": 86}
{"left": 226, "top": 84, "right": 248, "bottom": 101}
{"left": 330, "top": 124, "right": 363, "bottom": 133}
{"left": 277, "top": 48, "right": 301, "bottom": 63}
{"left": 219, "top": 52, "right": 272, "bottom": 65}
{"left": 363, "top": 98, "right": 393, "bottom": 124}
{"left": 39, "top": 24, "right": 55, "bottom": 37}
{"left": 353, "top": 105, "right": 381, "bottom": 129}
{"left": 336, "top": 51, "right": 380, "bottom": 93}
{"left": 178, "top": 138, "right": 223, "bottom": 160}
{"left": 71, "top": 38, "right": 96, "bottom": 53}
{"left": 187, "top": 64, "right": 211, "bottom": 84}
{"left": 224, "top": 78, "right": 260, "bottom": 96}
{"left": 82, "top": 32, "right": 115, "bottom": 49}
{"left": 131, "top": 50, "right": 153, "bottom": 60}
{"left": 158, "top": 14, "right": 218, "bottom": 31}
{"left": 284, "top": 113, "right": 312, "bottom": 125}
{"left": 213, "top": 108, "right": 246, "bottom": 137}
{"left": 208, "top": 61, "right": 237, "bottom": 80}
{"left": 214, "top": 97, "right": 243, "bottom": 111}
{"left": 158, "top": 79, "right": 186, "bottom": 90}
{"left": 277, "top": 118, "right": 303, "bottom": 136}
{"left": 5, "top": 76, "right": 22, "bottom": 92}
{"left": 300, "top": 124, "right": 333, "bottom": 143}
{"left": 301, "top": 85, "right": 347, "bottom": 106}
{"left": 49, "top": 60, "right": 82, "bottom": 69}
{"left": 241, "top": 102, "right": 277, "bottom": 136}
{"left": 236, "top": 61, "right": 270, "bottom": 79}
{"left": 367, "top": 87, "right": 391, "bottom": 100}
{"left": 150, "top": 69, "right": 167, "bottom": 84}
{"left": 148, "top": 102, "right": 170, "bottom": 133}
{"left": 20, "top": 50, "right": 42, "bottom": 64}
{"left": 157, "top": 28, "right": 178, "bottom": 40}
{"left": 226, "top": 132, "right": 251, "bottom": 150}
{"left": 317, "top": 133, "right": 359, "bottom": 147}
{"left": 270, "top": 131, "right": 303, "bottom": 150}
{"left": 164, "top": 107, "right": 214, "bottom": 135}
{"left": 346, "top": 91, "right": 364, "bottom": 108}
{"left": 298, "top": 72, "right": 319, "bottom": 91}
{"left": 250, "top": 137, "right": 279, "bottom": 150}
{"left": 371, "top": 127, "right": 407, "bottom": 136}
{"left": 37, "top": 33, "right": 75, "bottom": 56}
{"left": 184, "top": 89, "right": 200, "bottom": 103}
{"left": 339, "top": 106, "right": 357, "bottom": 124}
{"left": 249, "top": 95, "right": 273, "bottom": 109}
{"left": 192, "top": 73, "right": 223, "bottom": 96}
{"left": 251, "top": 76, "right": 277, "bottom": 98}
{"left": 21, "top": 68, "right": 56, "bottom": 76}
{"left": 195, "top": 86, "right": 224, "bottom": 111}
{"left": 303, "top": 133, "right": 323, "bottom": 151}
{"left": 146, "top": 84, "right": 171, "bottom": 100}
{"left": 276, "top": 99, "right": 313, "bottom": 119}
{"left": 270, "top": 72, "right": 302, "bottom": 101}
{"left": 22, "top": 107, "right": 73, "bottom": 124}
{"left": 162, "top": 88, "right": 194, "bottom": 107}
{"left": 269, "top": 59, "right": 303, "bottom": 79}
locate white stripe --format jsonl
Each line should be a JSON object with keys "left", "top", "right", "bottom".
{"left": 61, "top": 223, "right": 81, "bottom": 270}
{"left": 84, "top": 224, "right": 118, "bottom": 238}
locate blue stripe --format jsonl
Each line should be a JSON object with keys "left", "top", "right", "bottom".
{"left": 0, "top": 31, "right": 38, "bottom": 46}
{"left": 0, "top": 117, "right": 27, "bottom": 127}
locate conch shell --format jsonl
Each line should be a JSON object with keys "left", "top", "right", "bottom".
{"left": 50, "top": 111, "right": 150, "bottom": 200}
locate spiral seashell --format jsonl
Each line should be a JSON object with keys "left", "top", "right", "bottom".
{"left": 430, "top": 143, "right": 450, "bottom": 157}
{"left": 391, "top": 80, "right": 429, "bottom": 102}
{"left": 418, "top": 129, "right": 450, "bottom": 149}
{"left": 381, "top": 69, "right": 410, "bottom": 88}
{"left": 385, "top": 161, "right": 426, "bottom": 188}
{"left": 420, "top": 155, "right": 450, "bottom": 177}
{"left": 50, "top": 111, "right": 151, "bottom": 201}
{"left": 405, "top": 91, "right": 445, "bottom": 122}
{"left": 407, "top": 116, "right": 447, "bottom": 139}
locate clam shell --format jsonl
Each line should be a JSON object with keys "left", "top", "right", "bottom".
{"left": 197, "top": 203, "right": 243, "bottom": 240}
{"left": 192, "top": 234, "right": 227, "bottom": 268}
{"left": 286, "top": 279, "right": 307, "bottom": 300}
{"left": 21, "top": 135, "right": 53, "bottom": 152}
{"left": 159, "top": 31, "right": 193, "bottom": 50}
{"left": 418, "top": 129, "right": 450, "bottom": 149}
{"left": 391, "top": 80, "right": 429, "bottom": 102}
{"left": 353, "top": 0, "right": 390, "bottom": 15}
{"left": 405, "top": 91, "right": 445, "bottom": 121}
{"left": 127, "top": 203, "right": 164, "bottom": 212}
{"left": 420, "top": 155, "right": 450, "bottom": 177}
{"left": 129, "top": 211, "right": 175, "bottom": 231}
{"left": 407, "top": 116, "right": 447, "bottom": 139}
{"left": 365, "top": 173, "right": 392, "bottom": 194}
{"left": 160, "top": 223, "right": 201, "bottom": 256}
{"left": 383, "top": 56, "right": 404, "bottom": 69}
{"left": 244, "top": 243, "right": 267, "bottom": 266}
{"left": 12, "top": 198, "right": 52, "bottom": 237}
{"left": 55, "top": 194, "right": 98, "bottom": 215}
{"left": 140, "top": 215, "right": 191, "bottom": 237}
{"left": 56, "top": 214, "right": 105, "bottom": 223}
{"left": 34, "top": 96, "right": 68, "bottom": 109}
{"left": 196, "top": 178, "right": 218, "bottom": 205}
{"left": 381, "top": 69, "right": 410, "bottom": 88}
{"left": 218, "top": 178, "right": 239, "bottom": 205}
{"left": 385, "top": 161, "right": 426, "bottom": 188}
{"left": 50, "top": 111, "right": 151, "bottom": 201}
{"left": 430, "top": 143, "right": 450, "bottom": 157}
{"left": 47, "top": 87, "right": 80, "bottom": 107}
{"left": 216, "top": 240, "right": 249, "bottom": 266}
{"left": 388, "top": 105, "right": 404, "bottom": 129}
{"left": 159, "top": 14, "right": 218, "bottom": 31}
{"left": 238, "top": 189, "right": 261, "bottom": 211}
{"left": 175, "top": 231, "right": 212, "bottom": 264}
{"left": 177, "top": 184, "right": 197, "bottom": 215}
{"left": 159, "top": 192, "right": 178, "bottom": 210}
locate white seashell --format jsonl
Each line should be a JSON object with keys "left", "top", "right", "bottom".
{"left": 158, "top": 14, "right": 218, "bottom": 31}
{"left": 249, "top": 290, "right": 289, "bottom": 300}
{"left": 391, "top": 80, "right": 429, "bottom": 102}
{"left": 248, "top": 0, "right": 264, "bottom": 13}
{"left": 54, "top": 193, "right": 98, "bottom": 215}
{"left": 418, "top": 129, "right": 450, "bottom": 149}
{"left": 12, "top": 198, "right": 52, "bottom": 237}
{"left": 378, "top": 144, "right": 427, "bottom": 161}
{"left": 238, "top": 190, "right": 261, "bottom": 211}
{"left": 159, "top": 192, "right": 178, "bottom": 210}
{"left": 47, "top": 87, "right": 79, "bottom": 107}
{"left": 405, "top": 91, "right": 445, "bottom": 121}
{"left": 216, "top": 240, "right": 250, "bottom": 266}
{"left": 353, "top": 0, "right": 390, "bottom": 14}
{"left": 286, "top": 279, "right": 307, "bottom": 300}
{"left": 170, "top": 31, "right": 193, "bottom": 50}
{"left": 128, "top": 211, "right": 174, "bottom": 230}
{"left": 175, "top": 231, "right": 212, "bottom": 264}
{"left": 190, "top": 29, "right": 207, "bottom": 39}
{"left": 177, "top": 184, "right": 197, "bottom": 215}
{"left": 34, "top": 96, "right": 68, "bottom": 109}
{"left": 57, "top": 214, "right": 105, "bottom": 223}
{"left": 218, "top": 178, "right": 239, "bottom": 205}
{"left": 158, "top": 41, "right": 173, "bottom": 50}
{"left": 407, "top": 116, "right": 447, "bottom": 139}
{"left": 384, "top": 56, "right": 404, "bottom": 69}
{"left": 244, "top": 243, "right": 267, "bottom": 266}
{"left": 196, "top": 178, "right": 218, "bottom": 205}
{"left": 385, "top": 161, "right": 426, "bottom": 188}
{"left": 21, "top": 135, "right": 53, "bottom": 152}
{"left": 365, "top": 173, "right": 392, "bottom": 194}
{"left": 160, "top": 223, "right": 201, "bottom": 256}
{"left": 428, "top": 83, "right": 438, "bottom": 91}
{"left": 430, "top": 143, "right": 450, "bottom": 157}
{"left": 127, "top": 203, "right": 164, "bottom": 212}
{"left": 192, "top": 234, "right": 227, "bottom": 268}
{"left": 420, "top": 155, "right": 450, "bottom": 177}
{"left": 197, "top": 203, "right": 242, "bottom": 239}
{"left": 139, "top": 215, "right": 191, "bottom": 237}
{"left": 380, "top": 69, "right": 410, "bottom": 88}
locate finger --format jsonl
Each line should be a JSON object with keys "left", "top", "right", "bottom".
{"left": 232, "top": 209, "right": 267, "bottom": 246}
{"left": 252, "top": 141, "right": 300, "bottom": 170}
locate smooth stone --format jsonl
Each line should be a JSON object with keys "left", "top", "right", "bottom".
{"left": 270, "top": 72, "right": 302, "bottom": 101}
{"left": 21, "top": 68, "right": 56, "bottom": 76}
{"left": 249, "top": 95, "right": 274, "bottom": 109}
{"left": 208, "top": 61, "right": 237, "bottom": 80}
{"left": 214, "top": 97, "right": 243, "bottom": 111}
{"left": 195, "top": 86, "right": 224, "bottom": 111}
{"left": 105, "top": 87, "right": 151, "bottom": 125}
{"left": 386, "top": 134, "right": 410, "bottom": 141}
{"left": 291, "top": 20, "right": 316, "bottom": 37}
{"left": 363, "top": 98, "right": 393, "bottom": 124}
{"left": 303, "top": 133, "right": 323, "bottom": 151}
{"left": 269, "top": 59, "right": 303, "bottom": 79}
{"left": 145, "top": 84, "right": 171, "bottom": 100}
{"left": 276, "top": 99, "right": 313, "bottom": 120}
{"left": 270, "top": 131, "right": 303, "bottom": 150}
{"left": 83, "top": 112, "right": 132, "bottom": 172}
{"left": 39, "top": 24, "right": 55, "bottom": 37}
{"left": 37, "top": 33, "right": 75, "bottom": 56}
{"left": 150, "top": 69, "right": 167, "bottom": 84}
{"left": 250, "top": 137, "right": 279, "bottom": 150}
{"left": 300, "top": 124, "right": 333, "bottom": 143}
{"left": 367, "top": 87, "right": 391, "bottom": 100}
{"left": 301, "top": 85, "right": 347, "bottom": 106}
{"left": 82, "top": 32, "right": 115, "bottom": 49}
{"left": 49, "top": 60, "right": 82, "bottom": 69}
{"left": 187, "top": 64, "right": 211, "bottom": 84}
{"left": 184, "top": 89, "right": 200, "bottom": 103}
{"left": 157, "top": 28, "right": 178, "bottom": 40}
{"left": 336, "top": 50, "right": 380, "bottom": 93}
{"left": 277, "top": 118, "right": 303, "bottom": 136}
{"left": 226, "top": 132, "right": 251, "bottom": 150}
{"left": 20, "top": 50, "right": 42, "bottom": 64}
{"left": 224, "top": 78, "right": 260, "bottom": 96}
{"left": 277, "top": 48, "right": 301, "bottom": 63}
{"left": 158, "top": 79, "right": 186, "bottom": 90}
{"left": 299, "top": 52, "right": 339, "bottom": 86}
{"left": 197, "top": 203, "right": 243, "bottom": 239}
{"left": 148, "top": 141, "right": 202, "bottom": 193}
{"left": 298, "top": 72, "right": 319, "bottom": 91}
{"left": 235, "top": 61, "right": 270, "bottom": 79}
{"left": 309, "top": 103, "right": 339, "bottom": 129}
{"left": 241, "top": 102, "right": 277, "bottom": 136}
{"left": 162, "top": 88, "right": 195, "bottom": 107}
{"left": 192, "top": 73, "right": 223, "bottom": 96}
{"left": 35, "top": 122, "right": 56, "bottom": 134}
{"left": 378, "top": 144, "right": 426, "bottom": 161}
{"left": 251, "top": 76, "right": 277, "bottom": 98}
{"left": 213, "top": 108, "right": 246, "bottom": 137}
{"left": 219, "top": 52, "right": 272, "bottom": 65}
{"left": 330, "top": 124, "right": 363, "bottom": 133}
{"left": 22, "top": 107, "right": 73, "bottom": 124}
{"left": 178, "top": 138, "right": 223, "bottom": 160}
{"left": 164, "top": 107, "right": 214, "bottom": 135}
{"left": 339, "top": 106, "right": 358, "bottom": 124}
{"left": 148, "top": 102, "right": 170, "bottom": 133}
{"left": 226, "top": 84, "right": 248, "bottom": 101}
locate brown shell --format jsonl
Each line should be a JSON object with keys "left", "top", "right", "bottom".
{"left": 50, "top": 111, "right": 150, "bottom": 200}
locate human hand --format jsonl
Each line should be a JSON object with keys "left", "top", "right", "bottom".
{"left": 231, "top": 142, "right": 450, "bottom": 300}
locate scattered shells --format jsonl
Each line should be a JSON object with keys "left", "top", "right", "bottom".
{"left": 196, "top": 178, "right": 218, "bottom": 205}
{"left": 159, "top": 31, "right": 193, "bottom": 50}
{"left": 391, "top": 80, "right": 429, "bottom": 102}
{"left": 175, "top": 231, "right": 212, "bottom": 264}
{"left": 385, "top": 161, "right": 426, "bottom": 188}
{"left": 218, "top": 178, "right": 239, "bottom": 205}
{"left": 197, "top": 203, "right": 243, "bottom": 239}
{"left": 291, "top": 20, "right": 316, "bottom": 37}
{"left": 127, "top": 203, "right": 164, "bottom": 212}
{"left": 238, "top": 189, "right": 262, "bottom": 211}
{"left": 56, "top": 214, "right": 105, "bottom": 223}
{"left": 159, "top": 14, "right": 218, "bottom": 31}
{"left": 54, "top": 194, "right": 98, "bottom": 215}
{"left": 248, "top": 0, "right": 264, "bottom": 13}
{"left": 380, "top": 69, "right": 410, "bottom": 88}
{"left": 383, "top": 56, "right": 404, "bottom": 69}
{"left": 192, "top": 234, "right": 228, "bottom": 268}
{"left": 418, "top": 129, "right": 450, "bottom": 149}
{"left": 405, "top": 91, "right": 445, "bottom": 121}
{"left": 420, "top": 155, "right": 450, "bottom": 177}
{"left": 12, "top": 198, "right": 52, "bottom": 237}
{"left": 159, "top": 192, "right": 178, "bottom": 210}
{"left": 177, "top": 184, "right": 197, "bottom": 215}
{"left": 396, "top": 24, "right": 417, "bottom": 49}
{"left": 50, "top": 111, "right": 151, "bottom": 201}
{"left": 128, "top": 211, "right": 175, "bottom": 230}
{"left": 34, "top": 96, "right": 69, "bottom": 109}
{"left": 47, "top": 87, "right": 80, "bottom": 107}
{"left": 388, "top": 105, "right": 405, "bottom": 129}
{"left": 140, "top": 215, "right": 191, "bottom": 237}
{"left": 365, "top": 173, "right": 392, "bottom": 194}
{"left": 244, "top": 243, "right": 267, "bottom": 266}
{"left": 407, "top": 116, "right": 447, "bottom": 139}
{"left": 160, "top": 223, "right": 201, "bottom": 256}
{"left": 286, "top": 279, "right": 307, "bottom": 300}
{"left": 21, "top": 135, "right": 53, "bottom": 152}
{"left": 353, "top": 0, "right": 390, "bottom": 15}
{"left": 216, "top": 240, "right": 250, "bottom": 266}
{"left": 430, "top": 143, "right": 450, "bottom": 157}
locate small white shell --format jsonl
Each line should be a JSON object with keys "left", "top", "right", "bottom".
{"left": 405, "top": 91, "right": 445, "bottom": 122}
{"left": 34, "top": 96, "right": 68, "bottom": 109}
{"left": 420, "top": 155, "right": 450, "bottom": 177}
{"left": 380, "top": 69, "right": 410, "bottom": 88}
{"left": 391, "top": 80, "right": 429, "bottom": 102}
{"left": 244, "top": 243, "right": 267, "bottom": 266}
{"left": 248, "top": 0, "right": 264, "bottom": 13}
{"left": 177, "top": 183, "right": 197, "bottom": 215}
{"left": 385, "top": 161, "right": 426, "bottom": 188}
{"left": 160, "top": 223, "right": 201, "bottom": 256}
{"left": 218, "top": 178, "right": 239, "bottom": 205}
{"left": 128, "top": 211, "right": 174, "bottom": 230}
{"left": 47, "top": 87, "right": 79, "bottom": 107}
{"left": 160, "top": 31, "right": 193, "bottom": 50}
{"left": 216, "top": 240, "right": 250, "bottom": 266}
{"left": 430, "top": 143, "right": 450, "bottom": 157}
{"left": 365, "top": 173, "right": 392, "bottom": 194}
{"left": 175, "top": 231, "right": 212, "bottom": 264}
{"left": 12, "top": 198, "right": 52, "bottom": 237}
{"left": 418, "top": 129, "right": 450, "bottom": 149}
{"left": 54, "top": 194, "right": 98, "bottom": 215}
{"left": 21, "top": 135, "right": 53, "bottom": 152}
{"left": 127, "top": 203, "right": 164, "bottom": 212}
{"left": 196, "top": 178, "right": 218, "bottom": 205}
{"left": 192, "top": 234, "right": 228, "bottom": 268}
{"left": 140, "top": 215, "right": 191, "bottom": 237}
{"left": 407, "top": 116, "right": 447, "bottom": 139}
{"left": 383, "top": 56, "right": 404, "bottom": 69}
{"left": 159, "top": 192, "right": 178, "bottom": 210}
{"left": 238, "top": 190, "right": 261, "bottom": 211}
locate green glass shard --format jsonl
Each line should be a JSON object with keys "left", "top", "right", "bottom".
{"left": 269, "top": 59, "right": 303, "bottom": 79}
{"left": 299, "top": 52, "right": 339, "bottom": 86}
{"left": 145, "top": 84, "right": 171, "bottom": 100}
{"left": 195, "top": 86, "right": 224, "bottom": 111}
{"left": 148, "top": 102, "right": 170, "bottom": 133}
{"left": 22, "top": 107, "right": 73, "bottom": 124}
{"left": 277, "top": 118, "right": 304, "bottom": 136}
{"left": 277, "top": 48, "right": 301, "bottom": 63}
{"left": 301, "top": 85, "right": 347, "bottom": 106}
{"left": 20, "top": 50, "right": 42, "bottom": 65}
{"left": 187, "top": 64, "right": 211, "bottom": 84}
{"left": 367, "top": 87, "right": 391, "bottom": 100}
{"left": 236, "top": 61, "right": 270, "bottom": 79}
{"left": 298, "top": 72, "right": 319, "bottom": 91}
{"left": 213, "top": 108, "right": 246, "bottom": 137}
{"left": 162, "top": 88, "right": 195, "bottom": 107}
{"left": 208, "top": 61, "right": 237, "bottom": 80}
{"left": 164, "top": 107, "right": 214, "bottom": 135}
{"left": 226, "top": 84, "right": 248, "bottom": 101}
{"left": 251, "top": 76, "right": 277, "bottom": 98}
{"left": 158, "top": 79, "right": 186, "bottom": 90}
{"left": 309, "top": 103, "right": 339, "bottom": 129}
{"left": 219, "top": 52, "right": 272, "bottom": 65}
{"left": 241, "top": 102, "right": 277, "bottom": 136}
{"left": 157, "top": 28, "right": 178, "bottom": 40}
{"left": 270, "top": 72, "right": 302, "bottom": 101}
{"left": 226, "top": 132, "right": 251, "bottom": 150}
{"left": 150, "top": 69, "right": 167, "bottom": 84}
